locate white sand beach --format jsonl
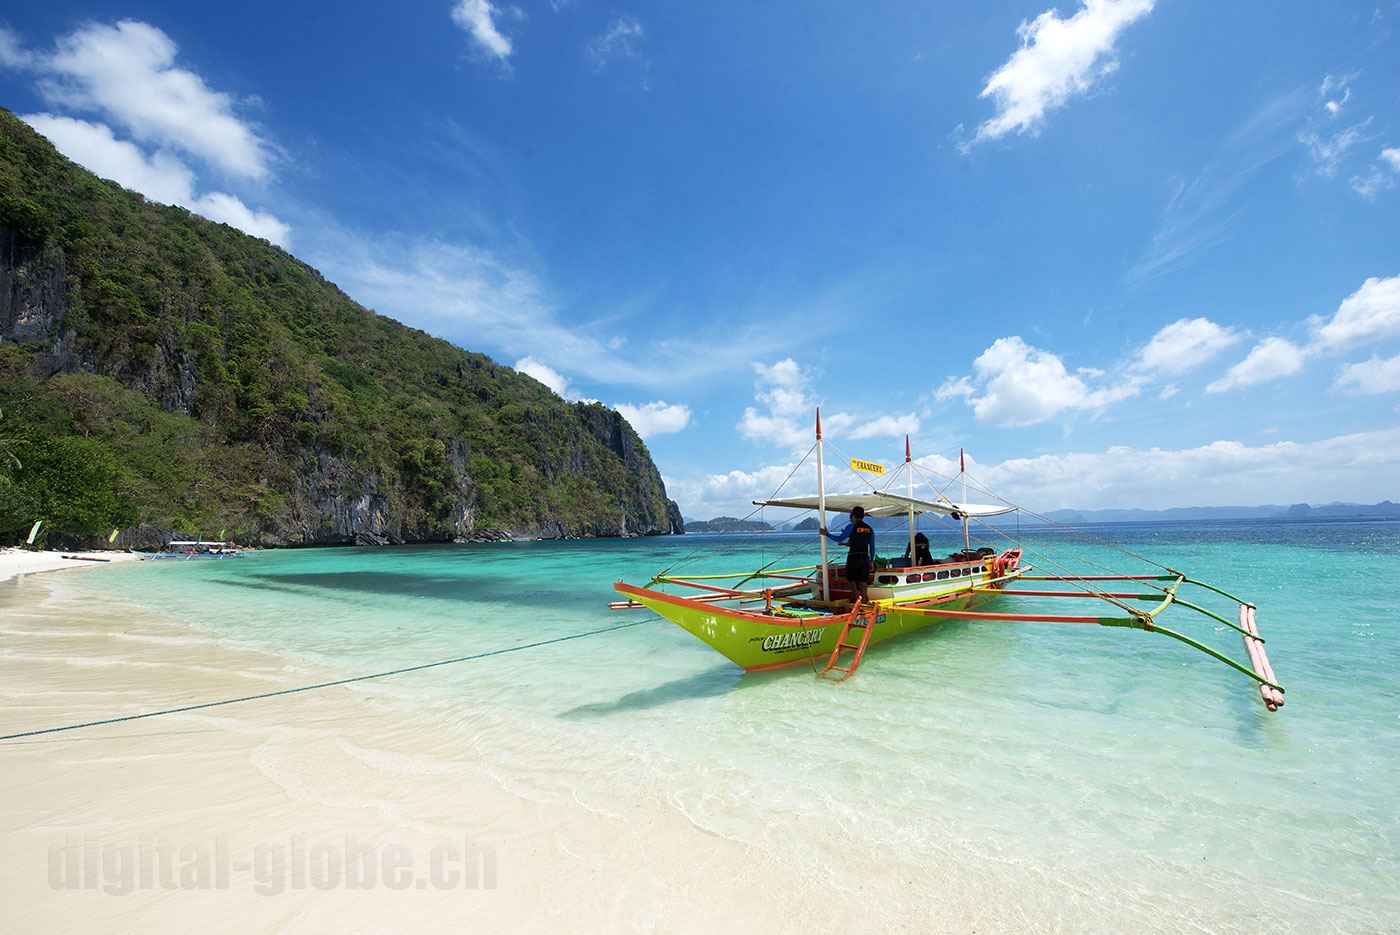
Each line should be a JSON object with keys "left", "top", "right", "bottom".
{"left": 0, "top": 563, "right": 873, "bottom": 934}
{"left": 0, "top": 548, "right": 143, "bottom": 584}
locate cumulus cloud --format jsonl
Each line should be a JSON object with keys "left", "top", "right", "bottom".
{"left": 969, "top": 0, "right": 1154, "bottom": 146}
{"left": 1134, "top": 317, "right": 1242, "bottom": 375}
{"left": 615, "top": 401, "right": 691, "bottom": 438}
{"left": 666, "top": 427, "right": 1400, "bottom": 518}
{"left": 1335, "top": 354, "right": 1400, "bottom": 394}
{"left": 451, "top": 0, "right": 514, "bottom": 61}
{"left": 1205, "top": 337, "right": 1306, "bottom": 393}
{"left": 737, "top": 359, "right": 818, "bottom": 449}
{"left": 37, "top": 20, "right": 272, "bottom": 181}
{"left": 514, "top": 356, "right": 572, "bottom": 396}
{"left": 7, "top": 22, "right": 287, "bottom": 243}
{"left": 941, "top": 336, "right": 1138, "bottom": 427}
{"left": 23, "top": 112, "right": 289, "bottom": 244}
{"left": 664, "top": 462, "right": 820, "bottom": 522}
{"left": 1310, "top": 275, "right": 1400, "bottom": 349}
{"left": 971, "top": 426, "right": 1400, "bottom": 511}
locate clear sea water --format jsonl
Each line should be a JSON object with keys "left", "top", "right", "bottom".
{"left": 61, "top": 518, "right": 1400, "bottom": 931}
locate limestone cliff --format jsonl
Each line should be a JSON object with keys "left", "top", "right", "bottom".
{"left": 0, "top": 108, "right": 682, "bottom": 547}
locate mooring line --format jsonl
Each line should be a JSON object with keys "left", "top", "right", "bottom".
{"left": 0, "top": 619, "right": 653, "bottom": 742}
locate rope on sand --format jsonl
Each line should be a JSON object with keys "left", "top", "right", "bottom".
{"left": 0, "top": 619, "right": 652, "bottom": 742}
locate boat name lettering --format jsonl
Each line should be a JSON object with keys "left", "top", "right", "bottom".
{"left": 762, "top": 628, "right": 826, "bottom": 652}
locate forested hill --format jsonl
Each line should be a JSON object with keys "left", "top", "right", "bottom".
{"left": 0, "top": 108, "right": 683, "bottom": 547}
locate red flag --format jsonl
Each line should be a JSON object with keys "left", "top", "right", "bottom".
{"left": 960, "top": 448, "right": 965, "bottom": 473}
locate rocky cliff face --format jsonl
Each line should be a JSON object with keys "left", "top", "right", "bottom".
{"left": 0, "top": 107, "right": 685, "bottom": 547}
{"left": 1, "top": 238, "right": 682, "bottom": 548}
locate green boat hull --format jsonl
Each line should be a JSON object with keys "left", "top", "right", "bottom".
{"left": 613, "top": 578, "right": 1014, "bottom": 671}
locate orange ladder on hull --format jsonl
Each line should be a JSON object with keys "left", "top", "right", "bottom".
{"left": 818, "top": 604, "right": 877, "bottom": 681}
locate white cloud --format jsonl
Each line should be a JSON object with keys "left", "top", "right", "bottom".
{"left": 969, "top": 0, "right": 1154, "bottom": 146}
{"left": 1352, "top": 165, "right": 1397, "bottom": 199}
{"left": 186, "top": 191, "right": 289, "bottom": 245}
{"left": 451, "top": 0, "right": 514, "bottom": 61}
{"left": 1128, "top": 89, "right": 1308, "bottom": 287}
{"left": 664, "top": 462, "right": 820, "bottom": 521}
{"left": 848, "top": 414, "right": 920, "bottom": 440}
{"left": 38, "top": 20, "right": 272, "bottom": 181}
{"left": 972, "top": 426, "right": 1400, "bottom": 510}
{"left": 946, "top": 336, "right": 1138, "bottom": 427}
{"left": 1205, "top": 337, "right": 1306, "bottom": 393}
{"left": 587, "top": 16, "right": 645, "bottom": 72}
{"left": 22, "top": 112, "right": 288, "bottom": 245}
{"left": 934, "top": 375, "right": 974, "bottom": 401}
{"left": 1134, "top": 317, "right": 1242, "bottom": 375}
{"left": 22, "top": 112, "right": 195, "bottom": 203}
{"left": 737, "top": 358, "right": 819, "bottom": 449}
{"left": 1300, "top": 118, "right": 1372, "bottom": 178}
{"left": 1383, "top": 148, "right": 1400, "bottom": 172}
{"left": 615, "top": 401, "right": 691, "bottom": 438}
{"left": 514, "top": 356, "right": 571, "bottom": 395}
{"left": 1310, "top": 275, "right": 1400, "bottom": 349}
{"left": 1335, "top": 354, "right": 1400, "bottom": 394}
{"left": 0, "top": 26, "right": 32, "bottom": 68}
{"left": 1319, "top": 73, "right": 1354, "bottom": 116}
{"left": 667, "top": 427, "right": 1400, "bottom": 518}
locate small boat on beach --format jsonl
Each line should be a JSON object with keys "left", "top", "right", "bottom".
{"left": 611, "top": 412, "right": 1286, "bottom": 710}
{"left": 133, "top": 539, "right": 247, "bottom": 561}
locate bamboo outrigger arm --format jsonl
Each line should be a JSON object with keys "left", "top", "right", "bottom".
{"left": 910, "top": 573, "right": 1285, "bottom": 707}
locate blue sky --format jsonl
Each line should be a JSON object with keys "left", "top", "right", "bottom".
{"left": 1, "top": 1, "right": 1397, "bottom": 518}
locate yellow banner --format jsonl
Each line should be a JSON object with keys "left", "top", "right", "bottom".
{"left": 850, "top": 458, "right": 885, "bottom": 476}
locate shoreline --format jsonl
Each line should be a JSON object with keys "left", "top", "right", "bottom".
{"left": 0, "top": 560, "right": 877, "bottom": 933}
{"left": 0, "top": 547, "right": 143, "bottom": 585}
{"left": 2, "top": 549, "right": 1391, "bottom": 932}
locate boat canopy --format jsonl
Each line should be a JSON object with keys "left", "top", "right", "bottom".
{"left": 754, "top": 491, "right": 1015, "bottom": 519}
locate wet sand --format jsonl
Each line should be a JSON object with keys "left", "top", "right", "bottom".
{"left": 0, "top": 567, "right": 862, "bottom": 934}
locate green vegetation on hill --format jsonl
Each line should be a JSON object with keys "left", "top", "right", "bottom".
{"left": 684, "top": 516, "right": 773, "bottom": 533}
{"left": 0, "top": 108, "right": 681, "bottom": 546}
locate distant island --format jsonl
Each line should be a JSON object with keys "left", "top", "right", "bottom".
{"left": 684, "top": 516, "right": 774, "bottom": 534}
{"left": 1039, "top": 501, "right": 1400, "bottom": 524}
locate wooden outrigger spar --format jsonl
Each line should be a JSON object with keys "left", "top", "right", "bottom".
{"left": 610, "top": 411, "right": 1285, "bottom": 710}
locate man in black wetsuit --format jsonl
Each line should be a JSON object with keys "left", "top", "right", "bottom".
{"left": 823, "top": 506, "right": 876, "bottom": 604}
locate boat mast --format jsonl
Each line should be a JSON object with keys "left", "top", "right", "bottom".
{"left": 961, "top": 448, "right": 970, "bottom": 553}
{"left": 906, "top": 436, "right": 915, "bottom": 564}
{"left": 816, "top": 408, "right": 830, "bottom": 601}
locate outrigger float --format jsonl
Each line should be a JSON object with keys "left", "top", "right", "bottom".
{"left": 133, "top": 539, "right": 246, "bottom": 561}
{"left": 611, "top": 411, "right": 1285, "bottom": 711}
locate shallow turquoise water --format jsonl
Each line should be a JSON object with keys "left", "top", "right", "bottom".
{"left": 71, "top": 518, "right": 1400, "bottom": 928}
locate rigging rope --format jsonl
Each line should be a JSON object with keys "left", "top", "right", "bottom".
{"left": 0, "top": 618, "right": 653, "bottom": 743}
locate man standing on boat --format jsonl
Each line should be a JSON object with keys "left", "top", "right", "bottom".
{"left": 823, "top": 506, "right": 875, "bottom": 604}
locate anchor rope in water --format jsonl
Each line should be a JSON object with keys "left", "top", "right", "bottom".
{"left": 0, "top": 618, "right": 654, "bottom": 743}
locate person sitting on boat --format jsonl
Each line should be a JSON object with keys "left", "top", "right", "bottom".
{"left": 822, "top": 506, "right": 876, "bottom": 604}
{"left": 902, "top": 532, "right": 934, "bottom": 567}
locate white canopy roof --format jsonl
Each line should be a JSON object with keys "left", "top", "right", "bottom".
{"left": 754, "top": 491, "right": 1015, "bottom": 519}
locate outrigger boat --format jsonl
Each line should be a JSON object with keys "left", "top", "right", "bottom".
{"left": 611, "top": 412, "right": 1285, "bottom": 711}
{"left": 133, "top": 539, "right": 246, "bottom": 561}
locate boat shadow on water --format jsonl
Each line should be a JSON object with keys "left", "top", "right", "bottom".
{"left": 558, "top": 663, "right": 788, "bottom": 719}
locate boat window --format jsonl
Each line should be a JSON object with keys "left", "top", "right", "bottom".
{"left": 937, "top": 570, "right": 950, "bottom": 580}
